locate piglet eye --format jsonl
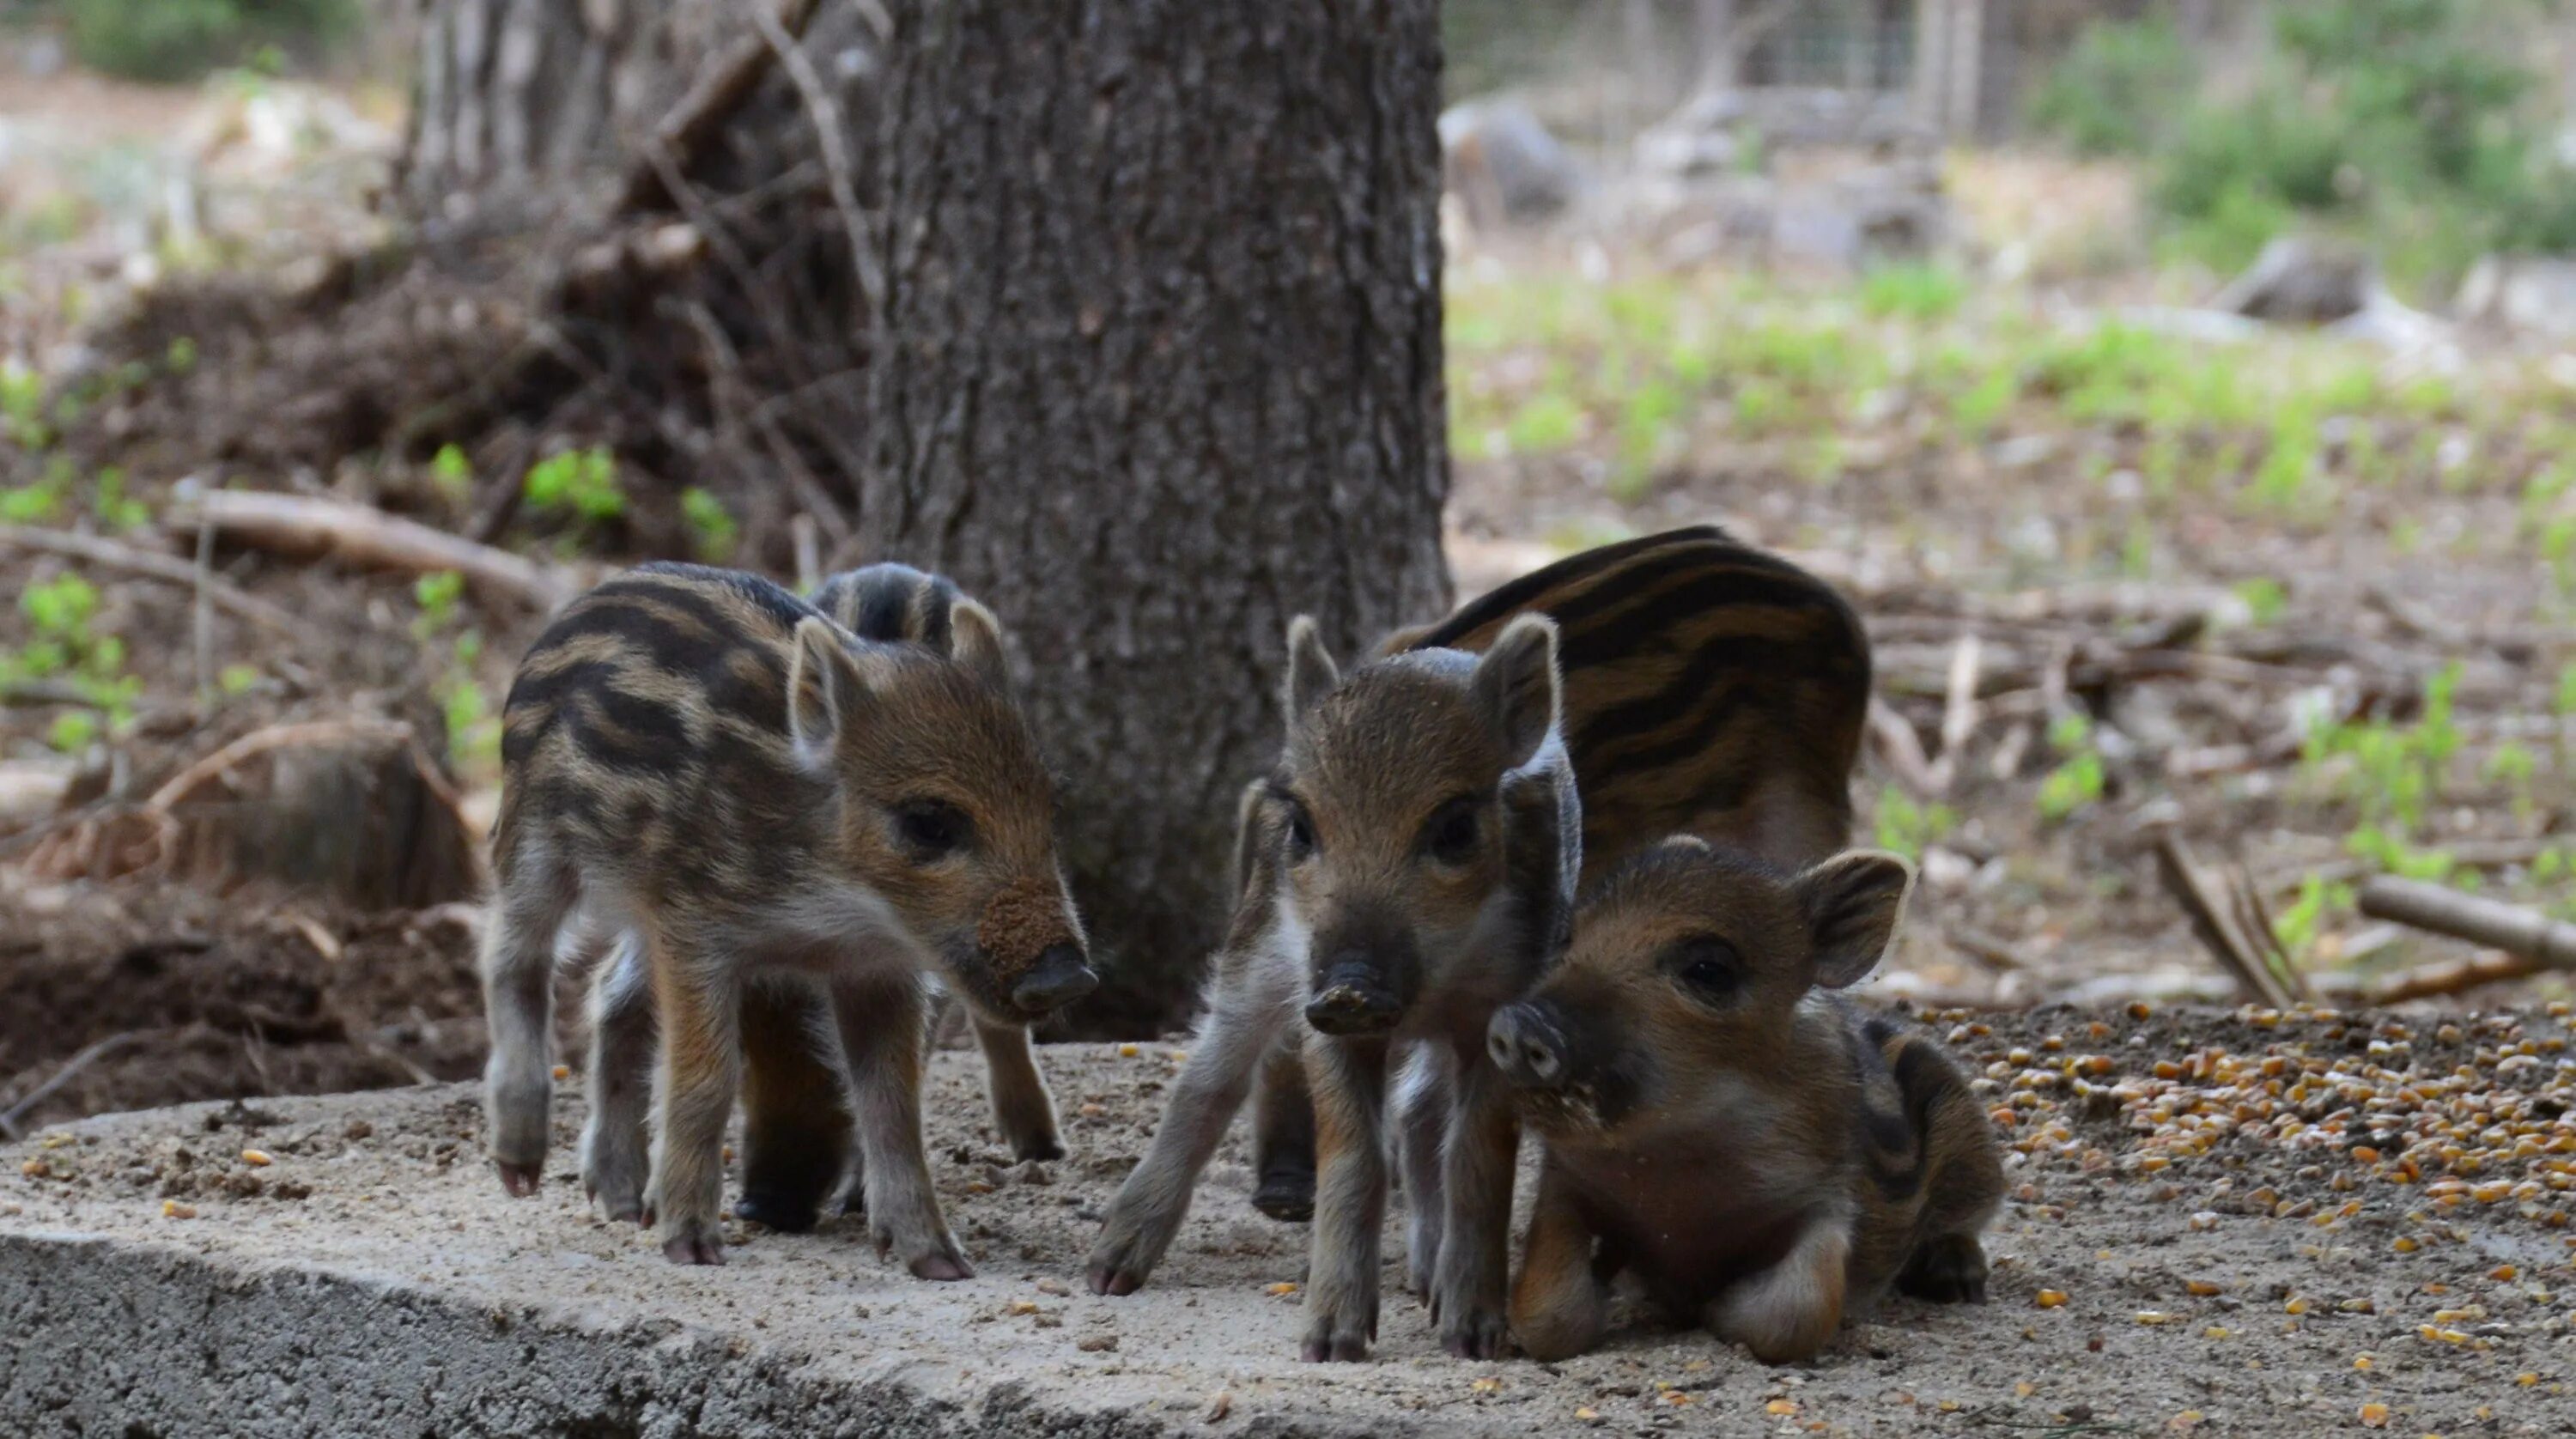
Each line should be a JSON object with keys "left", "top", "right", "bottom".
{"left": 1285, "top": 805, "right": 1317, "bottom": 861}
{"left": 1424, "top": 798, "right": 1480, "bottom": 865}
{"left": 1668, "top": 938, "right": 1743, "bottom": 1002}
{"left": 895, "top": 801, "right": 971, "bottom": 859}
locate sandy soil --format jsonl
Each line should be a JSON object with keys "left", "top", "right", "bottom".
{"left": 7, "top": 1011, "right": 2573, "bottom": 1437}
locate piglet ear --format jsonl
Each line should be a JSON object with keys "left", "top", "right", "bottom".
{"left": 948, "top": 598, "right": 1011, "bottom": 689}
{"left": 1792, "top": 849, "right": 1913, "bottom": 990}
{"left": 1473, "top": 614, "right": 1560, "bottom": 769}
{"left": 1283, "top": 616, "right": 1340, "bottom": 723}
{"left": 787, "top": 617, "right": 880, "bottom": 768}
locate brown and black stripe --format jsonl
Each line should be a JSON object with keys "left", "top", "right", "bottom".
{"left": 1397, "top": 526, "right": 1870, "bottom": 876}
{"left": 811, "top": 563, "right": 960, "bottom": 651}
{"left": 492, "top": 562, "right": 829, "bottom": 911}
{"left": 1851, "top": 1009, "right": 1996, "bottom": 1242}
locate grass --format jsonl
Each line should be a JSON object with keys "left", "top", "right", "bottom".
{"left": 411, "top": 570, "right": 500, "bottom": 780}
{"left": 1443, "top": 264, "right": 2576, "bottom": 538}
{"left": 3, "top": 572, "right": 140, "bottom": 750}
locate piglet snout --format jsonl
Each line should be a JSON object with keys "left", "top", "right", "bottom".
{"left": 1486, "top": 1004, "right": 1566, "bottom": 1089}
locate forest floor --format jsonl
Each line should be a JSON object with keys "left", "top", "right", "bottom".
{"left": 6, "top": 1011, "right": 2575, "bottom": 1436}
{"left": 2, "top": 46, "right": 2576, "bottom": 1250}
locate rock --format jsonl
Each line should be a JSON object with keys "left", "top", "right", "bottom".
{"left": 1439, "top": 99, "right": 1577, "bottom": 229}
{"left": 1638, "top": 88, "right": 1934, "bottom": 167}
{"left": 2212, "top": 237, "right": 2379, "bottom": 325}
{"left": 2455, "top": 254, "right": 2576, "bottom": 340}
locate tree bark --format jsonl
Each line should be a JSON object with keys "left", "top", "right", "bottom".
{"left": 866, "top": 1, "right": 1453, "bottom": 1032}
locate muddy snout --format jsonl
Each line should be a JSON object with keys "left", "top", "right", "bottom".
{"left": 1012, "top": 942, "right": 1099, "bottom": 1016}
{"left": 1303, "top": 953, "right": 1406, "bottom": 1036}
{"left": 1486, "top": 1003, "right": 1569, "bottom": 1090}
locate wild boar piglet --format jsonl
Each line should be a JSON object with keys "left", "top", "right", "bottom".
{"left": 1490, "top": 837, "right": 2002, "bottom": 1363}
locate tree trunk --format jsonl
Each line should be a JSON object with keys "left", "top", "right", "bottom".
{"left": 866, "top": 2, "right": 1452, "bottom": 1033}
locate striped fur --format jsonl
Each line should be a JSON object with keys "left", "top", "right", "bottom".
{"left": 480, "top": 562, "right": 1092, "bottom": 1274}
{"left": 720, "top": 565, "right": 1073, "bottom": 1232}
{"left": 1492, "top": 840, "right": 2002, "bottom": 1363}
{"left": 1394, "top": 524, "right": 1868, "bottom": 874}
{"left": 1087, "top": 528, "right": 1873, "bottom": 1363}
{"left": 1245, "top": 527, "right": 1870, "bottom": 1213}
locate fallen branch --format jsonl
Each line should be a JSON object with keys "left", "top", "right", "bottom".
{"left": 1867, "top": 696, "right": 1940, "bottom": 794}
{"left": 2154, "top": 832, "right": 2308, "bottom": 1008}
{"left": 1946, "top": 926, "right": 2032, "bottom": 973}
{"left": 2259, "top": 836, "right": 2567, "bottom": 896}
{"left": 750, "top": 0, "right": 884, "bottom": 315}
{"left": 147, "top": 718, "right": 434, "bottom": 812}
{"left": 617, "top": 0, "right": 824, "bottom": 213}
{"left": 168, "top": 490, "right": 574, "bottom": 611}
{"left": 2356, "top": 876, "right": 2576, "bottom": 968}
{"left": 2365, "top": 951, "right": 2545, "bottom": 1005}
{"left": 0, "top": 523, "right": 300, "bottom": 634}
{"left": 0, "top": 1031, "right": 140, "bottom": 1139}
{"left": 1924, "top": 633, "right": 1982, "bottom": 795}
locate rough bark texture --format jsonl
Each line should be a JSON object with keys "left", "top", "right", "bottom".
{"left": 866, "top": 2, "right": 1453, "bottom": 1032}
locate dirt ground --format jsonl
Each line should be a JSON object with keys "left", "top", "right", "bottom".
{"left": 6, "top": 1010, "right": 2574, "bottom": 1436}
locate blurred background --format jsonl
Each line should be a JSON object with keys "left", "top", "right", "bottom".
{"left": 6, "top": 1, "right": 2576, "bottom": 1133}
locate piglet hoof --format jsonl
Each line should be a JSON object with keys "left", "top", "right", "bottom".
{"left": 496, "top": 1161, "right": 543, "bottom": 1198}
{"left": 1089, "top": 1265, "right": 1142, "bottom": 1297}
{"left": 732, "top": 1191, "right": 821, "bottom": 1235}
{"left": 1299, "top": 1302, "right": 1377, "bottom": 1363}
{"left": 660, "top": 1223, "right": 727, "bottom": 1266}
{"left": 1250, "top": 1168, "right": 1315, "bottom": 1223}
{"left": 1896, "top": 1234, "right": 1990, "bottom": 1304}
{"left": 1441, "top": 1308, "right": 1509, "bottom": 1361}
{"left": 1084, "top": 1223, "right": 1157, "bottom": 1296}
{"left": 908, "top": 1246, "right": 975, "bottom": 1282}
{"left": 1012, "top": 1134, "right": 1068, "bottom": 1164}
{"left": 1298, "top": 1330, "right": 1371, "bottom": 1363}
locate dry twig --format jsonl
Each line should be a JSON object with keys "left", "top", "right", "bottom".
{"left": 0, "top": 523, "right": 299, "bottom": 634}
{"left": 617, "top": 0, "right": 824, "bottom": 213}
{"left": 0, "top": 1031, "right": 140, "bottom": 1139}
{"left": 2154, "top": 831, "right": 2309, "bottom": 1007}
{"left": 2366, "top": 952, "right": 2546, "bottom": 1005}
{"left": 2356, "top": 876, "right": 2576, "bottom": 969}
{"left": 168, "top": 490, "right": 574, "bottom": 611}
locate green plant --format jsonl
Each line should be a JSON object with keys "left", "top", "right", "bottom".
{"left": 2303, "top": 662, "right": 2464, "bottom": 833}
{"left": 219, "top": 663, "right": 260, "bottom": 696}
{"left": 1503, "top": 390, "right": 1585, "bottom": 454}
{"left": 0, "top": 360, "right": 46, "bottom": 449}
{"left": 0, "top": 457, "right": 74, "bottom": 524}
{"left": 679, "top": 487, "right": 739, "bottom": 562}
{"left": 2233, "top": 577, "right": 2288, "bottom": 626}
{"left": 91, "top": 468, "right": 149, "bottom": 531}
{"left": 430, "top": 444, "right": 472, "bottom": 505}
{"left": 2143, "top": 0, "right": 2576, "bottom": 292}
{"left": 2025, "top": 14, "right": 2193, "bottom": 158}
{"left": 523, "top": 446, "right": 623, "bottom": 525}
{"left": 8, "top": 572, "right": 138, "bottom": 746}
{"left": 46, "top": 711, "right": 100, "bottom": 753}
{"left": 407, "top": 569, "right": 499, "bottom": 776}
{"left": 1857, "top": 264, "right": 1968, "bottom": 323}
{"left": 2035, "top": 713, "right": 2106, "bottom": 822}
{"left": 2272, "top": 871, "right": 2354, "bottom": 962}
{"left": 412, "top": 570, "right": 465, "bottom": 636}
{"left": 1873, "top": 786, "right": 1959, "bottom": 862}
{"left": 64, "top": 0, "right": 360, "bottom": 83}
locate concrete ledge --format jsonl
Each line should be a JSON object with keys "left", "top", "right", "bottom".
{"left": 5, "top": 1035, "right": 2571, "bottom": 1437}
{"left": 3, "top": 1230, "right": 1180, "bottom": 1439}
